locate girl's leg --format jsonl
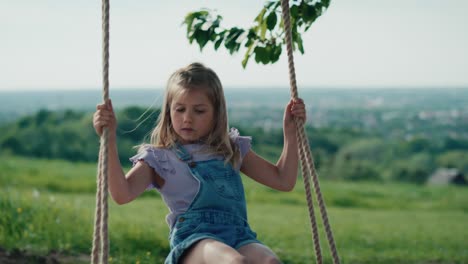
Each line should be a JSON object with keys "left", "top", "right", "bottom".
{"left": 237, "top": 243, "right": 281, "bottom": 264}
{"left": 181, "top": 239, "right": 248, "bottom": 264}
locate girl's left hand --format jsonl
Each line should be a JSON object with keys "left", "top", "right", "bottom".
{"left": 284, "top": 98, "right": 306, "bottom": 131}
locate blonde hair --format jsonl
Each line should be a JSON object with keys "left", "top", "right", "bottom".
{"left": 149, "top": 62, "right": 240, "bottom": 167}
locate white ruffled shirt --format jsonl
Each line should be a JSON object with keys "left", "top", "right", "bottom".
{"left": 130, "top": 128, "right": 252, "bottom": 228}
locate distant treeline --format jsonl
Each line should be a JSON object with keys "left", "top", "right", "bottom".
{"left": 1, "top": 107, "right": 468, "bottom": 184}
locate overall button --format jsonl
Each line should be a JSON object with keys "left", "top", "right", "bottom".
{"left": 178, "top": 217, "right": 185, "bottom": 223}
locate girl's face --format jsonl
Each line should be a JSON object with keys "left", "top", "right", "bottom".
{"left": 170, "top": 87, "right": 214, "bottom": 144}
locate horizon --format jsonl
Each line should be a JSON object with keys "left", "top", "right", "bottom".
{"left": 1, "top": 86, "right": 466, "bottom": 125}
{"left": 1, "top": 85, "right": 468, "bottom": 93}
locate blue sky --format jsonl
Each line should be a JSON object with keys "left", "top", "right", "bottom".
{"left": 1, "top": 0, "right": 467, "bottom": 91}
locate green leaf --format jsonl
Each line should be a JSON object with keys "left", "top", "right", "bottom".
{"left": 266, "top": 0, "right": 281, "bottom": 15}
{"left": 260, "top": 20, "right": 267, "bottom": 40}
{"left": 213, "top": 14, "right": 223, "bottom": 28}
{"left": 214, "top": 34, "right": 225, "bottom": 50}
{"left": 254, "top": 46, "right": 267, "bottom": 64}
{"left": 183, "top": 10, "right": 211, "bottom": 41}
{"left": 194, "top": 30, "right": 210, "bottom": 50}
{"left": 208, "top": 27, "right": 218, "bottom": 41}
{"left": 322, "top": 0, "right": 331, "bottom": 8}
{"left": 296, "top": 34, "right": 304, "bottom": 54}
{"left": 270, "top": 44, "right": 282, "bottom": 63}
{"left": 263, "top": 44, "right": 273, "bottom": 64}
{"left": 255, "top": 7, "right": 267, "bottom": 25}
{"left": 183, "top": 13, "right": 196, "bottom": 36}
{"left": 224, "top": 28, "right": 243, "bottom": 54}
{"left": 225, "top": 28, "right": 243, "bottom": 43}
{"left": 242, "top": 40, "right": 258, "bottom": 68}
{"left": 264, "top": 0, "right": 276, "bottom": 9}
{"left": 266, "top": 11, "right": 277, "bottom": 30}
{"left": 244, "top": 29, "right": 257, "bottom": 47}
{"left": 242, "top": 53, "right": 251, "bottom": 68}
{"left": 315, "top": 2, "right": 324, "bottom": 12}
{"left": 290, "top": 4, "right": 299, "bottom": 19}
{"left": 183, "top": 0, "right": 333, "bottom": 68}
{"left": 302, "top": 2, "right": 318, "bottom": 23}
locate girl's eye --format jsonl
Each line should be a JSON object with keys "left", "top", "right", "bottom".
{"left": 195, "top": 109, "right": 206, "bottom": 114}
{"left": 175, "top": 108, "right": 185, "bottom": 112}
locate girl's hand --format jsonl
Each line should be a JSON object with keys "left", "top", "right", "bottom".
{"left": 284, "top": 98, "right": 306, "bottom": 132}
{"left": 93, "top": 99, "right": 117, "bottom": 137}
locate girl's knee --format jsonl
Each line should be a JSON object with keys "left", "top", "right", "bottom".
{"left": 263, "top": 256, "right": 281, "bottom": 264}
{"left": 245, "top": 255, "right": 280, "bottom": 264}
{"left": 181, "top": 239, "right": 249, "bottom": 264}
{"left": 229, "top": 255, "right": 248, "bottom": 264}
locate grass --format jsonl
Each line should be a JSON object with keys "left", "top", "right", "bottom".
{"left": 1, "top": 155, "right": 468, "bottom": 263}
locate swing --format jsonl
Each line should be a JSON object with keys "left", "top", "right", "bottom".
{"left": 91, "top": 1, "right": 340, "bottom": 263}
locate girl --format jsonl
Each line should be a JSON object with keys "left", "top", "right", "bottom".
{"left": 93, "top": 62, "right": 306, "bottom": 264}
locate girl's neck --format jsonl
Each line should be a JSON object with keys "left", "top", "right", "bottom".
{"left": 176, "top": 136, "right": 209, "bottom": 146}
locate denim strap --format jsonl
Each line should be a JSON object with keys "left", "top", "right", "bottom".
{"left": 171, "top": 142, "right": 192, "bottom": 162}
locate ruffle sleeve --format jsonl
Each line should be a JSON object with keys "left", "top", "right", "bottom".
{"left": 129, "top": 145, "right": 175, "bottom": 189}
{"left": 229, "top": 127, "right": 252, "bottom": 160}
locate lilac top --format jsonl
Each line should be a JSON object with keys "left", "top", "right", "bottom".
{"left": 129, "top": 128, "right": 252, "bottom": 228}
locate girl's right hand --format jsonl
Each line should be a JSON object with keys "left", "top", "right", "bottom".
{"left": 93, "top": 99, "right": 117, "bottom": 137}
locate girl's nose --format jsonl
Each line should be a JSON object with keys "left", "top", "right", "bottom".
{"left": 183, "top": 112, "right": 192, "bottom": 123}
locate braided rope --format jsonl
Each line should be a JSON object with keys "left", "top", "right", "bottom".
{"left": 91, "top": 146, "right": 103, "bottom": 264}
{"left": 91, "top": 0, "right": 110, "bottom": 263}
{"left": 296, "top": 128, "right": 323, "bottom": 263}
{"left": 91, "top": 2, "right": 339, "bottom": 264}
{"left": 280, "top": 1, "right": 340, "bottom": 263}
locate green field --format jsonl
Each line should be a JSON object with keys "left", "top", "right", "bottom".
{"left": 1, "top": 155, "right": 467, "bottom": 263}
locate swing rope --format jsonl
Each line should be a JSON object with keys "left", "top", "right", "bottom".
{"left": 91, "top": 0, "right": 110, "bottom": 263}
{"left": 91, "top": 1, "right": 339, "bottom": 263}
{"left": 280, "top": 0, "right": 341, "bottom": 263}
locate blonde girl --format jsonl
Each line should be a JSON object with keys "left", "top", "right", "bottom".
{"left": 93, "top": 62, "right": 306, "bottom": 264}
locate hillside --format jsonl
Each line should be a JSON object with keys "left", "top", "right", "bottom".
{"left": 1, "top": 90, "right": 468, "bottom": 184}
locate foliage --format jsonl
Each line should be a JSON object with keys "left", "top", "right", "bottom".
{"left": 183, "top": 0, "right": 331, "bottom": 67}
{"left": 0, "top": 109, "right": 97, "bottom": 161}
{"left": 332, "top": 159, "right": 382, "bottom": 182}
{"left": 1, "top": 106, "right": 468, "bottom": 184}
{"left": 0, "top": 107, "right": 159, "bottom": 163}
{"left": 330, "top": 139, "right": 388, "bottom": 181}
{"left": 390, "top": 154, "right": 435, "bottom": 184}
{"left": 436, "top": 151, "right": 468, "bottom": 172}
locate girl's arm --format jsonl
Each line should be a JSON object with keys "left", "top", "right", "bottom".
{"left": 240, "top": 98, "right": 306, "bottom": 192}
{"left": 93, "top": 100, "right": 159, "bottom": 204}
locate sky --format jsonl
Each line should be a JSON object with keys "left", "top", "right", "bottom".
{"left": 1, "top": 0, "right": 467, "bottom": 91}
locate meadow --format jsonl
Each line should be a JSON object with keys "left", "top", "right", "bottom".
{"left": 1, "top": 155, "right": 468, "bottom": 263}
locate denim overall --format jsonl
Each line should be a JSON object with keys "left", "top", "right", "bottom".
{"left": 165, "top": 144, "right": 260, "bottom": 264}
